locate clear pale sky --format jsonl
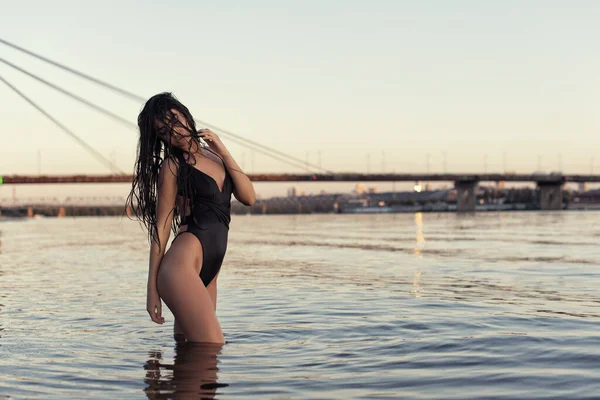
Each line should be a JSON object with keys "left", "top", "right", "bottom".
{"left": 1, "top": 1, "right": 599, "bottom": 198}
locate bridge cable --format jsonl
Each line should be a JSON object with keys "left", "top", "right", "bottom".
{"left": 0, "top": 57, "right": 315, "bottom": 172}
{"left": 0, "top": 37, "right": 142, "bottom": 102}
{"left": 0, "top": 75, "right": 124, "bottom": 174}
{"left": 0, "top": 37, "right": 333, "bottom": 174}
{"left": 0, "top": 56, "right": 134, "bottom": 129}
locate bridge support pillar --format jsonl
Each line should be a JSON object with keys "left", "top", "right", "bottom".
{"left": 537, "top": 181, "right": 563, "bottom": 210}
{"left": 454, "top": 180, "right": 478, "bottom": 212}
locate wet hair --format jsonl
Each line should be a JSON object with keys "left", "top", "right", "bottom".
{"left": 125, "top": 92, "right": 221, "bottom": 250}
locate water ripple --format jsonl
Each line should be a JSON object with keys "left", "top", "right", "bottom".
{"left": 1, "top": 213, "right": 599, "bottom": 398}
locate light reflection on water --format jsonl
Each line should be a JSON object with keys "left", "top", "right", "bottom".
{"left": 1, "top": 211, "right": 600, "bottom": 399}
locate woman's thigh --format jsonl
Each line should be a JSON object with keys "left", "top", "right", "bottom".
{"left": 174, "top": 269, "right": 219, "bottom": 336}
{"left": 158, "top": 235, "right": 224, "bottom": 343}
{"left": 206, "top": 271, "right": 220, "bottom": 311}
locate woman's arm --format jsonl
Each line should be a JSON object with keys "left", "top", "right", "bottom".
{"left": 146, "top": 157, "right": 178, "bottom": 324}
{"left": 198, "top": 128, "right": 256, "bottom": 206}
{"left": 221, "top": 151, "right": 256, "bottom": 206}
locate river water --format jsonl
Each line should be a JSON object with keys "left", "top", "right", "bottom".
{"left": 1, "top": 212, "right": 599, "bottom": 399}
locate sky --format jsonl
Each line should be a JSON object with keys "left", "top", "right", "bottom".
{"left": 1, "top": 1, "right": 599, "bottom": 198}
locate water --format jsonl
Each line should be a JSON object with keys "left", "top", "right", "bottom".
{"left": 1, "top": 212, "right": 599, "bottom": 399}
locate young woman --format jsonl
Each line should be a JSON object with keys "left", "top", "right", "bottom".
{"left": 127, "top": 92, "right": 255, "bottom": 344}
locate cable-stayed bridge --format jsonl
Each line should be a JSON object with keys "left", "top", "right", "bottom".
{"left": 1, "top": 38, "right": 599, "bottom": 212}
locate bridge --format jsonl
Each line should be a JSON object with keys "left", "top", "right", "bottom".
{"left": 2, "top": 172, "right": 599, "bottom": 212}
{"left": 1, "top": 38, "right": 598, "bottom": 213}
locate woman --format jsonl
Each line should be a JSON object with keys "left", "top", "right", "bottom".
{"left": 127, "top": 92, "right": 256, "bottom": 344}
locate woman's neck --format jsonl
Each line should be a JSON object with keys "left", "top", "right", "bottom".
{"left": 181, "top": 141, "right": 206, "bottom": 163}
{"left": 188, "top": 139, "right": 205, "bottom": 157}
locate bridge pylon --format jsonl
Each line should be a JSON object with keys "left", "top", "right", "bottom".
{"left": 537, "top": 179, "right": 564, "bottom": 210}
{"left": 454, "top": 178, "right": 479, "bottom": 212}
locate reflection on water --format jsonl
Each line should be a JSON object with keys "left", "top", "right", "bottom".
{"left": 144, "top": 342, "right": 227, "bottom": 399}
{"left": 413, "top": 212, "right": 425, "bottom": 258}
{"left": 0, "top": 212, "right": 599, "bottom": 399}
{"left": 412, "top": 213, "right": 424, "bottom": 297}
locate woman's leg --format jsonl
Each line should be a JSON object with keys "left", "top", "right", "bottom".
{"left": 174, "top": 270, "right": 219, "bottom": 338}
{"left": 158, "top": 233, "right": 224, "bottom": 344}
{"left": 173, "top": 221, "right": 188, "bottom": 342}
{"left": 206, "top": 271, "right": 220, "bottom": 311}
{"left": 173, "top": 319, "right": 186, "bottom": 343}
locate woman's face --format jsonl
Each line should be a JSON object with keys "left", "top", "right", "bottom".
{"left": 155, "top": 109, "right": 194, "bottom": 150}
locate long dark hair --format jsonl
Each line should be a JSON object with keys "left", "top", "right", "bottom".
{"left": 126, "top": 92, "right": 206, "bottom": 250}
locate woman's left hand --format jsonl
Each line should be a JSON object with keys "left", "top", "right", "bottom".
{"left": 198, "top": 129, "right": 228, "bottom": 155}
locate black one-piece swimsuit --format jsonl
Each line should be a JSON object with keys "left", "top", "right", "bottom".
{"left": 173, "top": 161, "right": 233, "bottom": 287}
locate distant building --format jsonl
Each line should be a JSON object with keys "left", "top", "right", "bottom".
{"left": 287, "top": 186, "right": 300, "bottom": 198}
{"left": 579, "top": 189, "right": 600, "bottom": 203}
{"left": 346, "top": 198, "right": 369, "bottom": 207}
{"left": 447, "top": 190, "right": 457, "bottom": 202}
{"left": 353, "top": 183, "right": 366, "bottom": 195}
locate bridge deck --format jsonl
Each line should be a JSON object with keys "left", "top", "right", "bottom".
{"left": 1, "top": 173, "right": 599, "bottom": 184}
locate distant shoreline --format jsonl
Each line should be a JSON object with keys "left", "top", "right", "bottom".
{"left": 1, "top": 202, "right": 599, "bottom": 220}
